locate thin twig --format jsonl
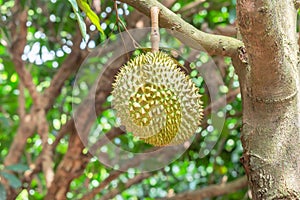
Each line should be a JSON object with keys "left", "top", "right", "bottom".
{"left": 118, "top": 19, "right": 142, "bottom": 48}
{"left": 114, "top": 1, "right": 141, "bottom": 53}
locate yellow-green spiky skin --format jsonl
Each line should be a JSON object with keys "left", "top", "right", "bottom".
{"left": 112, "top": 51, "right": 203, "bottom": 146}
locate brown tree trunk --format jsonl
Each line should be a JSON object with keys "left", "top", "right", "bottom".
{"left": 236, "top": 0, "right": 300, "bottom": 199}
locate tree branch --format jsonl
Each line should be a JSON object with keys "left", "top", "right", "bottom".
{"left": 51, "top": 119, "right": 75, "bottom": 149}
{"left": 44, "top": 9, "right": 152, "bottom": 198}
{"left": 4, "top": 114, "right": 36, "bottom": 166}
{"left": 162, "top": 176, "right": 248, "bottom": 200}
{"left": 43, "top": 29, "right": 88, "bottom": 111}
{"left": 119, "top": 0, "right": 243, "bottom": 58}
{"left": 36, "top": 109, "right": 54, "bottom": 188}
{"left": 44, "top": 131, "right": 91, "bottom": 200}
{"left": 82, "top": 145, "right": 180, "bottom": 200}
{"left": 9, "top": 2, "right": 40, "bottom": 106}
{"left": 100, "top": 173, "right": 152, "bottom": 200}
{"left": 204, "top": 87, "right": 240, "bottom": 116}
{"left": 17, "top": 82, "right": 26, "bottom": 118}
{"left": 4, "top": 8, "right": 86, "bottom": 170}
{"left": 81, "top": 170, "right": 124, "bottom": 200}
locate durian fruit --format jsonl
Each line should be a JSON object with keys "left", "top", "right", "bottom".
{"left": 112, "top": 51, "right": 203, "bottom": 146}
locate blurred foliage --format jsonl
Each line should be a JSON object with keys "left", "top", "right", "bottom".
{"left": 69, "top": 0, "right": 104, "bottom": 38}
{"left": 0, "top": 0, "right": 246, "bottom": 199}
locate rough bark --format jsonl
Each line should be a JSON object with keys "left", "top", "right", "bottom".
{"left": 44, "top": 131, "right": 90, "bottom": 200}
{"left": 236, "top": 0, "right": 300, "bottom": 199}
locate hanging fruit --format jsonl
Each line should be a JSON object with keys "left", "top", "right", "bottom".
{"left": 111, "top": 6, "right": 203, "bottom": 146}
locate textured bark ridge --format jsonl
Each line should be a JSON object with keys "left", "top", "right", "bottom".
{"left": 237, "top": 0, "right": 300, "bottom": 199}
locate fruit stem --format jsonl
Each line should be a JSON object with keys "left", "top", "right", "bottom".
{"left": 150, "top": 6, "right": 160, "bottom": 52}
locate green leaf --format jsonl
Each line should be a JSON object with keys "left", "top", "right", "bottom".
{"left": 5, "top": 164, "right": 29, "bottom": 172}
{"left": 68, "top": 0, "right": 87, "bottom": 39}
{"left": 0, "top": 184, "right": 6, "bottom": 200}
{"left": 76, "top": 0, "right": 104, "bottom": 35}
{"left": 0, "top": 172, "right": 22, "bottom": 189}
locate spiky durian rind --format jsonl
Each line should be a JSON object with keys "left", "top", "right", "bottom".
{"left": 112, "top": 51, "right": 203, "bottom": 146}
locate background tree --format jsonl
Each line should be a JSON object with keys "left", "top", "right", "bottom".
{"left": 0, "top": 0, "right": 299, "bottom": 200}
